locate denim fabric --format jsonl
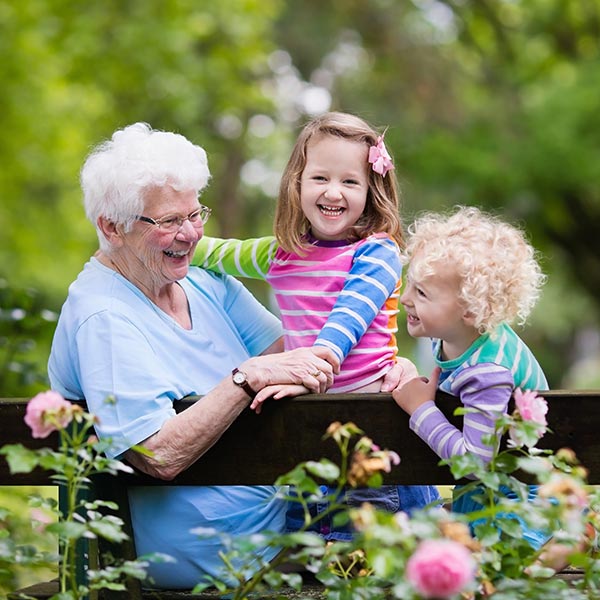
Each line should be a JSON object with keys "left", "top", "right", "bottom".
{"left": 452, "top": 484, "right": 550, "bottom": 550}
{"left": 285, "top": 484, "right": 441, "bottom": 541}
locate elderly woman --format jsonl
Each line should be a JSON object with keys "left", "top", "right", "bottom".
{"left": 47, "top": 123, "right": 340, "bottom": 589}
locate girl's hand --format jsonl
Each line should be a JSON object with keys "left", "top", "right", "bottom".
{"left": 392, "top": 367, "right": 441, "bottom": 415}
{"left": 380, "top": 357, "right": 419, "bottom": 392}
{"left": 250, "top": 384, "right": 310, "bottom": 414}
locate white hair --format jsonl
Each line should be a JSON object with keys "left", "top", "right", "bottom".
{"left": 80, "top": 122, "right": 211, "bottom": 250}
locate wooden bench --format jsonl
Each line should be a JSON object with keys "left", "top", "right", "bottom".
{"left": 2, "top": 390, "right": 600, "bottom": 599}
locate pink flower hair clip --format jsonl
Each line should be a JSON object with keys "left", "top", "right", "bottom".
{"left": 368, "top": 134, "right": 394, "bottom": 177}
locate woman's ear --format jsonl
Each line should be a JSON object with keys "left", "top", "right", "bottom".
{"left": 97, "top": 216, "right": 124, "bottom": 247}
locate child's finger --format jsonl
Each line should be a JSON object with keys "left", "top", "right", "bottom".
{"left": 428, "top": 366, "right": 442, "bottom": 387}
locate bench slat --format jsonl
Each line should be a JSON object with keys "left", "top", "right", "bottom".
{"left": 2, "top": 390, "right": 600, "bottom": 485}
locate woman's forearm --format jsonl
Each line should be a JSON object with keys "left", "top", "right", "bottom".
{"left": 125, "top": 345, "right": 338, "bottom": 479}
{"left": 125, "top": 377, "right": 251, "bottom": 479}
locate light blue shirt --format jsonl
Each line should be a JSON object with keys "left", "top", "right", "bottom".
{"left": 48, "top": 258, "right": 286, "bottom": 588}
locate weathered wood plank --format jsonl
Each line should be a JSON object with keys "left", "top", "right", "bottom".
{"left": 2, "top": 390, "right": 600, "bottom": 486}
{"left": 0, "top": 398, "right": 59, "bottom": 485}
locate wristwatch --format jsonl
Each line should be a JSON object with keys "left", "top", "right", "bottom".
{"left": 232, "top": 368, "right": 257, "bottom": 400}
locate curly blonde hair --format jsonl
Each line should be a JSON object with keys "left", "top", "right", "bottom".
{"left": 405, "top": 206, "right": 546, "bottom": 334}
{"left": 274, "top": 112, "right": 404, "bottom": 254}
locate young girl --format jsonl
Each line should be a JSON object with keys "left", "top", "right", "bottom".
{"left": 392, "top": 205, "right": 549, "bottom": 549}
{"left": 193, "top": 111, "right": 440, "bottom": 536}
{"left": 197, "top": 112, "right": 405, "bottom": 398}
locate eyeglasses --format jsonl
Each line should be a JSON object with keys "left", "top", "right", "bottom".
{"left": 136, "top": 205, "right": 212, "bottom": 234}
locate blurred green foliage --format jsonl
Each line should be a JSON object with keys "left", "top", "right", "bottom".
{"left": 0, "top": 486, "right": 58, "bottom": 594}
{"left": 0, "top": 279, "right": 56, "bottom": 397}
{"left": 1, "top": 0, "right": 599, "bottom": 391}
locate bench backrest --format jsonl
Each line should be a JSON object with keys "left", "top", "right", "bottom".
{"left": 2, "top": 390, "right": 600, "bottom": 486}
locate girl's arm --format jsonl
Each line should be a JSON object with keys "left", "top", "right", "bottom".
{"left": 192, "top": 236, "right": 278, "bottom": 280}
{"left": 395, "top": 364, "right": 514, "bottom": 466}
{"left": 313, "top": 235, "right": 402, "bottom": 364}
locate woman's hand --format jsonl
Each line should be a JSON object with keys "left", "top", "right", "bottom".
{"left": 242, "top": 346, "right": 339, "bottom": 395}
{"left": 392, "top": 367, "right": 441, "bottom": 415}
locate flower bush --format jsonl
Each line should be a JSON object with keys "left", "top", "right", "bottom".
{"left": 194, "top": 390, "right": 600, "bottom": 600}
{"left": 0, "top": 391, "right": 161, "bottom": 599}
{"left": 2, "top": 388, "right": 599, "bottom": 599}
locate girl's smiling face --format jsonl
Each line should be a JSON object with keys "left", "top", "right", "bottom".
{"left": 300, "top": 134, "right": 369, "bottom": 242}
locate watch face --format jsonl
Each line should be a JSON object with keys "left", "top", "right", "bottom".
{"left": 233, "top": 370, "right": 246, "bottom": 385}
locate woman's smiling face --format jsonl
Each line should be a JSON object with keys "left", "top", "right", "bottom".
{"left": 121, "top": 186, "right": 204, "bottom": 290}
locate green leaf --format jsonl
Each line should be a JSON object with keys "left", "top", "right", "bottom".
{"left": 444, "top": 453, "right": 485, "bottom": 479}
{"left": 88, "top": 581, "right": 126, "bottom": 591}
{"left": 38, "top": 450, "right": 69, "bottom": 472}
{"left": 47, "top": 520, "right": 88, "bottom": 540}
{"left": 116, "top": 559, "right": 151, "bottom": 579}
{"left": 473, "top": 520, "right": 500, "bottom": 545}
{"left": 494, "top": 453, "right": 519, "bottom": 473}
{"left": 281, "top": 571, "right": 303, "bottom": 590}
{"left": 370, "top": 548, "right": 400, "bottom": 578}
{"left": 479, "top": 471, "right": 502, "bottom": 491}
{"left": 88, "top": 518, "right": 129, "bottom": 543}
{"left": 275, "top": 464, "right": 314, "bottom": 488}
{"left": 263, "top": 568, "right": 284, "bottom": 587}
{"left": 497, "top": 517, "right": 523, "bottom": 538}
{"left": 367, "top": 472, "right": 383, "bottom": 488}
{"left": 332, "top": 511, "right": 351, "bottom": 528}
{"left": 305, "top": 459, "right": 340, "bottom": 481}
{"left": 517, "top": 455, "right": 552, "bottom": 477}
{"left": 0, "top": 444, "right": 40, "bottom": 473}
{"left": 282, "top": 531, "right": 326, "bottom": 548}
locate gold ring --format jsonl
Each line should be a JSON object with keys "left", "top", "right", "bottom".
{"left": 311, "top": 370, "right": 322, "bottom": 378}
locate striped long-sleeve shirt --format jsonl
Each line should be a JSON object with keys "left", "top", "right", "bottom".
{"left": 409, "top": 323, "right": 548, "bottom": 466}
{"left": 193, "top": 234, "right": 402, "bottom": 392}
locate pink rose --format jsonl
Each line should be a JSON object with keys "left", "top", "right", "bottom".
{"left": 406, "top": 539, "right": 476, "bottom": 599}
{"left": 24, "top": 391, "right": 75, "bottom": 438}
{"left": 514, "top": 388, "right": 548, "bottom": 433}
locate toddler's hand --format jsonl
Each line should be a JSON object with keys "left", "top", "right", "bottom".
{"left": 380, "top": 357, "right": 419, "bottom": 392}
{"left": 392, "top": 367, "right": 441, "bottom": 415}
{"left": 250, "top": 384, "right": 310, "bottom": 414}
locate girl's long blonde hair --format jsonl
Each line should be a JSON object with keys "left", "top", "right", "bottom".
{"left": 274, "top": 112, "right": 404, "bottom": 254}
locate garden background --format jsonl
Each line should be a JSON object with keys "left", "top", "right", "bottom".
{"left": 1, "top": 0, "right": 600, "bottom": 592}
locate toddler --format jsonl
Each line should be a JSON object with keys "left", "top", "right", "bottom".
{"left": 393, "top": 205, "right": 548, "bottom": 549}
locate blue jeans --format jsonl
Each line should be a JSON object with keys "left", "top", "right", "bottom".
{"left": 453, "top": 484, "right": 550, "bottom": 550}
{"left": 285, "top": 485, "right": 441, "bottom": 541}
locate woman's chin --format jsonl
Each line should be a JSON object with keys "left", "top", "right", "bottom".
{"left": 165, "top": 257, "right": 191, "bottom": 279}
